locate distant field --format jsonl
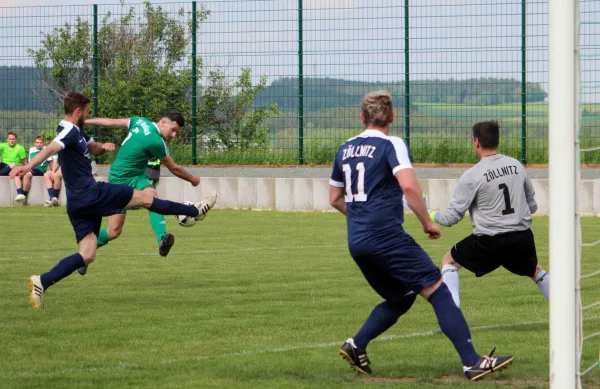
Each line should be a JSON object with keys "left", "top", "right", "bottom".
{"left": 1, "top": 208, "right": 599, "bottom": 388}
{"left": 2, "top": 102, "right": 600, "bottom": 165}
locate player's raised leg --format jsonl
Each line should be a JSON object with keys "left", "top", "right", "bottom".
{"left": 126, "top": 188, "right": 217, "bottom": 221}
{"left": 441, "top": 251, "right": 462, "bottom": 307}
{"left": 30, "top": 232, "right": 97, "bottom": 309}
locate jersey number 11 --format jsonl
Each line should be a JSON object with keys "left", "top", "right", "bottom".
{"left": 343, "top": 163, "right": 368, "bottom": 202}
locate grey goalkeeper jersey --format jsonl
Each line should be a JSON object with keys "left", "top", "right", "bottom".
{"left": 434, "top": 154, "right": 537, "bottom": 236}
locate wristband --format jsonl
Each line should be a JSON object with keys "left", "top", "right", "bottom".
{"left": 429, "top": 211, "right": 437, "bottom": 222}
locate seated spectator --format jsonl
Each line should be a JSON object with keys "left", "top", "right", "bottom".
{"left": 18, "top": 136, "right": 58, "bottom": 204}
{"left": 0, "top": 132, "right": 27, "bottom": 202}
{"left": 0, "top": 132, "right": 26, "bottom": 175}
{"left": 43, "top": 165, "right": 62, "bottom": 207}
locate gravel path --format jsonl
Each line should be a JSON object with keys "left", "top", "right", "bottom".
{"left": 96, "top": 165, "right": 600, "bottom": 180}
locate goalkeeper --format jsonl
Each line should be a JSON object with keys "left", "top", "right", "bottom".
{"left": 77, "top": 111, "right": 216, "bottom": 276}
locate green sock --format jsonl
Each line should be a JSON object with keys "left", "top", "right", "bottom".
{"left": 149, "top": 211, "right": 167, "bottom": 243}
{"left": 97, "top": 228, "right": 111, "bottom": 248}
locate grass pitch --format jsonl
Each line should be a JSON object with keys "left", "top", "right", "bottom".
{"left": 1, "top": 208, "right": 600, "bottom": 389}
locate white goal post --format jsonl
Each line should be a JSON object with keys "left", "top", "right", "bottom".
{"left": 548, "top": 0, "right": 578, "bottom": 387}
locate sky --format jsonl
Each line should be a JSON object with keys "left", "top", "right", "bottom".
{"left": 0, "top": 0, "right": 598, "bottom": 101}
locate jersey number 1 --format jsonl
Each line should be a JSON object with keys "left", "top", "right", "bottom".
{"left": 343, "top": 163, "right": 367, "bottom": 202}
{"left": 499, "top": 183, "right": 515, "bottom": 215}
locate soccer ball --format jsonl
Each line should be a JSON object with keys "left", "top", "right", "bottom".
{"left": 176, "top": 201, "right": 197, "bottom": 227}
{"left": 402, "top": 193, "right": 428, "bottom": 211}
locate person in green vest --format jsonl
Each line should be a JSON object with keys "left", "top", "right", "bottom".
{"left": 0, "top": 132, "right": 27, "bottom": 201}
{"left": 146, "top": 157, "right": 161, "bottom": 187}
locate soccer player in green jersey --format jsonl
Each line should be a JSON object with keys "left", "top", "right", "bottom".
{"left": 77, "top": 110, "right": 217, "bottom": 275}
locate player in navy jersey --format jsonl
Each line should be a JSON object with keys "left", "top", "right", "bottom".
{"left": 329, "top": 91, "right": 514, "bottom": 381}
{"left": 10, "top": 92, "right": 215, "bottom": 309}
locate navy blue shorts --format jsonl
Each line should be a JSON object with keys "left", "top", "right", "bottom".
{"left": 0, "top": 163, "right": 11, "bottom": 176}
{"left": 67, "top": 181, "right": 134, "bottom": 242}
{"left": 351, "top": 231, "right": 441, "bottom": 304}
{"left": 31, "top": 168, "right": 44, "bottom": 177}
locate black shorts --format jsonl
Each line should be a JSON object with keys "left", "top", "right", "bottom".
{"left": 450, "top": 229, "right": 538, "bottom": 278}
{"left": 67, "top": 181, "right": 134, "bottom": 242}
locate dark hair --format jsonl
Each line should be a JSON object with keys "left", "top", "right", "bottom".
{"left": 472, "top": 120, "right": 500, "bottom": 149}
{"left": 64, "top": 91, "right": 90, "bottom": 115}
{"left": 7, "top": 131, "right": 17, "bottom": 139}
{"left": 35, "top": 135, "right": 43, "bottom": 141}
{"left": 162, "top": 110, "right": 185, "bottom": 127}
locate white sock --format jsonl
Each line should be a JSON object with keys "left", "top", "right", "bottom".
{"left": 532, "top": 270, "right": 550, "bottom": 301}
{"left": 442, "top": 264, "right": 460, "bottom": 308}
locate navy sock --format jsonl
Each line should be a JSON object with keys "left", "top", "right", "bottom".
{"left": 148, "top": 198, "right": 199, "bottom": 217}
{"left": 47, "top": 188, "right": 55, "bottom": 198}
{"left": 428, "top": 283, "right": 480, "bottom": 366}
{"left": 55, "top": 189, "right": 60, "bottom": 198}
{"left": 23, "top": 190, "right": 28, "bottom": 197}
{"left": 354, "top": 296, "right": 416, "bottom": 349}
{"left": 17, "top": 188, "right": 23, "bottom": 195}
{"left": 40, "top": 253, "right": 86, "bottom": 290}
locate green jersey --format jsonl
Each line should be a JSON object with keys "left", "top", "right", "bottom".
{"left": 0, "top": 142, "right": 26, "bottom": 165}
{"left": 109, "top": 117, "right": 169, "bottom": 181}
{"left": 28, "top": 147, "right": 56, "bottom": 173}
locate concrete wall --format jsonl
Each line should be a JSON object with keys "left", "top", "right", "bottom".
{"left": 0, "top": 176, "right": 598, "bottom": 215}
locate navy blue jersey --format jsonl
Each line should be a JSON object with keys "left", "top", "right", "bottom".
{"left": 330, "top": 130, "right": 413, "bottom": 253}
{"left": 53, "top": 120, "right": 96, "bottom": 194}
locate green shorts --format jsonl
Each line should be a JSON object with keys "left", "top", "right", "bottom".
{"left": 108, "top": 175, "right": 154, "bottom": 213}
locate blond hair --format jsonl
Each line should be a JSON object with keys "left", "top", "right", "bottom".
{"left": 361, "top": 90, "right": 393, "bottom": 127}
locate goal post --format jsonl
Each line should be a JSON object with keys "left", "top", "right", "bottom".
{"left": 548, "top": 0, "right": 578, "bottom": 387}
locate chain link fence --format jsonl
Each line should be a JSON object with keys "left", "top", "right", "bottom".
{"left": 0, "top": 0, "right": 598, "bottom": 165}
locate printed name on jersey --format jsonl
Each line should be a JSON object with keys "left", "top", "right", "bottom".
{"left": 134, "top": 118, "right": 152, "bottom": 136}
{"left": 483, "top": 165, "right": 518, "bottom": 183}
{"left": 342, "top": 145, "right": 377, "bottom": 161}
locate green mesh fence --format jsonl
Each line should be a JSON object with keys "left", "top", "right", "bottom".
{"left": 0, "top": 1, "right": 597, "bottom": 165}
{"left": 581, "top": 0, "right": 600, "bottom": 164}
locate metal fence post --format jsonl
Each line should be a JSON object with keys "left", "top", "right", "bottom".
{"left": 521, "top": 0, "right": 527, "bottom": 164}
{"left": 298, "top": 0, "right": 304, "bottom": 165}
{"left": 191, "top": 1, "right": 198, "bottom": 165}
{"left": 92, "top": 4, "right": 98, "bottom": 138}
{"left": 404, "top": 0, "right": 410, "bottom": 150}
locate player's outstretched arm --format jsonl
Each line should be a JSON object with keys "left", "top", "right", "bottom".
{"left": 85, "top": 118, "right": 129, "bottom": 128}
{"left": 329, "top": 185, "right": 347, "bottom": 215}
{"left": 395, "top": 169, "right": 439, "bottom": 237}
{"left": 431, "top": 173, "right": 475, "bottom": 227}
{"left": 88, "top": 141, "right": 115, "bottom": 156}
{"left": 161, "top": 156, "right": 200, "bottom": 186}
{"left": 9, "top": 141, "right": 62, "bottom": 178}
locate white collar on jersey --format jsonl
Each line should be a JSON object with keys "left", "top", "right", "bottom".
{"left": 362, "top": 129, "right": 388, "bottom": 138}
{"left": 347, "top": 129, "right": 389, "bottom": 142}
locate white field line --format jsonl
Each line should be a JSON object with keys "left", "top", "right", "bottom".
{"left": 0, "top": 244, "right": 349, "bottom": 262}
{"left": 3, "top": 315, "right": 599, "bottom": 379}
{"left": 0, "top": 243, "right": 451, "bottom": 262}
